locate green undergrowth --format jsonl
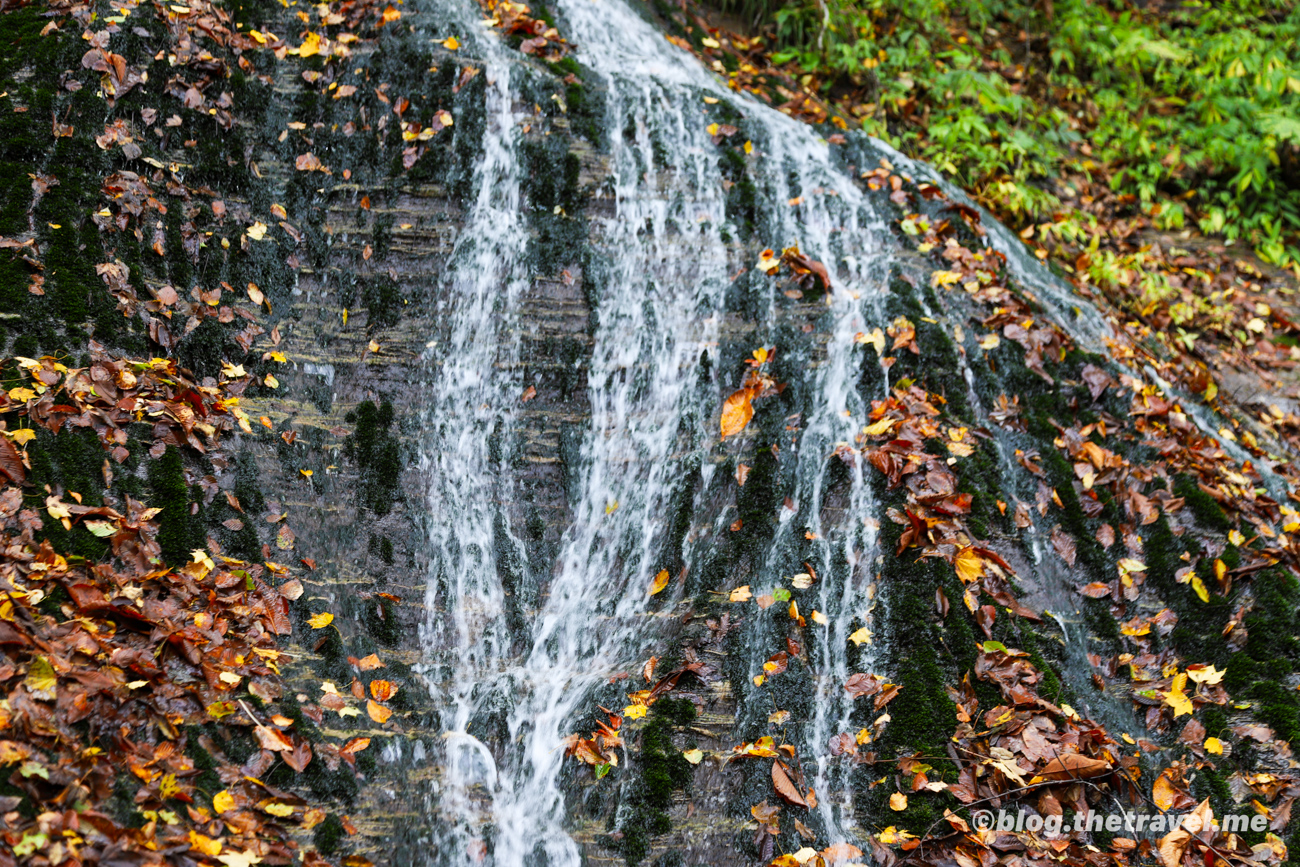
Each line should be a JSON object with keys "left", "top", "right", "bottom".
{"left": 710, "top": 0, "right": 1300, "bottom": 265}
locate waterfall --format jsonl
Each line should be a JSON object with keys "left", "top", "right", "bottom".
{"left": 411, "top": 0, "right": 1171, "bottom": 860}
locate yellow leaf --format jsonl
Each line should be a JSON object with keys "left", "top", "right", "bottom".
{"left": 878, "top": 826, "right": 916, "bottom": 845}
{"left": 298, "top": 31, "right": 321, "bottom": 57}
{"left": 189, "top": 831, "right": 223, "bottom": 856}
{"left": 263, "top": 373, "right": 278, "bottom": 389}
{"left": 682, "top": 748, "right": 704, "bottom": 764}
{"left": 1163, "top": 672, "right": 1194, "bottom": 717}
{"left": 849, "top": 627, "right": 872, "bottom": 646}
{"left": 790, "top": 573, "right": 813, "bottom": 589}
{"left": 308, "top": 612, "right": 334, "bottom": 629}
{"left": 368, "top": 340, "right": 380, "bottom": 353}
{"left": 45, "top": 496, "right": 71, "bottom": 521}
{"left": 811, "top": 609, "right": 829, "bottom": 625}
{"left": 380, "top": 4, "right": 400, "bottom": 23}
{"left": 890, "top": 792, "right": 908, "bottom": 811}
{"left": 299, "top": 468, "right": 313, "bottom": 478}
{"left": 863, "top": 417, "right": 896, "bottom": 437}
{"left": 442, "top": 36, "right": 459, "bottom": 50}
{"left": 720, "top": 389, "right": 754, "bottom": 438}
{"left": 263, "top": 802, "right": 294, "bottom": 817}
{"left": 707, "top": 122, "right": 720, "bottom": 136}
{"left": 1205, "top": 737, "right": 1224, "bottom": 755}
{"left": 623, "top": 703, "right": 647, "bottom": 719}
{"left": 191, "top": 549, "right": 215, "bottom": 574}
{"left": 650, "top": 569, "right": 670, "bottom": 596}
{"left": 217, "top": 850, "right": 263, "bottom": 867}
{"left": 1186, "top": 664, "right": 1225, "bottom": 685}
{"left": 7, "top": 387, "right": 36, "bottom": 403}
{"left": 743, "top": 140, "right": 753, "bottom": 154}
{"left": 213, "top": 790, "right": 235, "bottom": 814}
{"left": 1190, "top": 573, "right": 1209, "bottom": 602}
{"left": 729, "top": 585, "right": 752, "bottom": 602}
{"left": 954, "top": 546, "right": 983, "bottom": 584}
{"left": 246, "top": 221, "right": 268, "bottom": 241}
{"left": 219, "top": 672, "right": 242, "bottom": 685}
{"left": 24, "top": 657, "right": 56, "bottom": 698}
{"left": 7, "top": 428, "right": 34, "bottom": 445}
{"left": 979, "top": 334, "right": 1000, "bottom": 350}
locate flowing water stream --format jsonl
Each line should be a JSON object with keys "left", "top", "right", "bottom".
{"left": 408, "top": 0, "right": 1167, "bottom": 860}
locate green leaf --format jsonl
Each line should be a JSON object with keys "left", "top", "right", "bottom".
{"left": 20, "top": 760, "right": 49, "bottom": 780}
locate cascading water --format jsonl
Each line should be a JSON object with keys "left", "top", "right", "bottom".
{"left": 411, "top": 0, "right": 1186, "bottom": 860}
{"left": 414, "top": 9, "right": 528, "bottom": 856}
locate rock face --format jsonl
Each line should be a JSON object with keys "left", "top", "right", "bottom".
{"left": 8, "top": 0, "right": 1300, "bottom": 864}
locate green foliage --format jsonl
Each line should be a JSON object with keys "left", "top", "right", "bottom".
{"left": 721, "top": 0, "right": 1300, "bottom": 264}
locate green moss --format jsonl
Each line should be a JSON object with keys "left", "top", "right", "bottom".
{"left": 521, "top": 138, "right": 587, "bottom": 272}
{"left": 344, "top": 400, "right": 402, "bottom": 516}
{"left": 358, "top": 274, "right": 405, "bottom": 330}
{"left": 718, "top": 146, "right": 757, "bottom": 238}
{"left": 616, "top": 699, "right": 696, "bottom": 864}
{"left": 183, "top": 727, "right": 222, "bottom": 798}
{"left": 313, "top": 813, "right": 346, "bottom": 855}
{"left": 147, "top": 446, "right": 199, "bottom": 565}
{"left": 854, "top": 530, "right": 959, "bottom": 834}
{"left": 363, "top": 598, "right": 402, "bottom": 646}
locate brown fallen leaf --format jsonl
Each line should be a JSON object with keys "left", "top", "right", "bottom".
{"left": 1034, "top": 753, "right": 1111, "bottom": 781}
{"left": 772, "top": 760, "right": 808, "bottom": 807}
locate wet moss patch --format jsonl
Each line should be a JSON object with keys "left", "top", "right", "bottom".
{"left": 344, "top": 399, "right": 403, "bottom": 516}
{"left": 614, "top": 698, "right": 697, "bottom": 865}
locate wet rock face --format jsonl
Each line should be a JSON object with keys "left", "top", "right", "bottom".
{"left": 11, "top": 0, "right": 1300, "bottom": 864}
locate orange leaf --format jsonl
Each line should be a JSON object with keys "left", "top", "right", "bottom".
{"left": 341, "top": 737, "right": 371, "bottom": 758}
{"left": 720, "top": 389, "right": 754, "bottom": 439}
{"left": 649, "top": 569, "right": 670, "bottom": 596}
{"left": 356, "top": 653, "right": 385, "bottom": 671}
{"left": 369, "top": 679, "right": 398, "bottom": 701}
{"left": 367, "top": 700, "right": 392, "bottom": 723}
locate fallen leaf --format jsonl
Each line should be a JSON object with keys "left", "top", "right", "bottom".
{"left": 650, "top": 569, "right": 670, "bottom": 596}
{"left": 720, "top": 389, "right": 754, "bottom": 438}
{"left": 772, "top": 761, "right": 809, "bottom": 807}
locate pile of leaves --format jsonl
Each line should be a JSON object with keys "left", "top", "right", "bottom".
{"left": 0, "top": 349, "right": 365, "bottom": 866}
{"left": 474, "top": 0, "right": 573, "bottom": 62}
